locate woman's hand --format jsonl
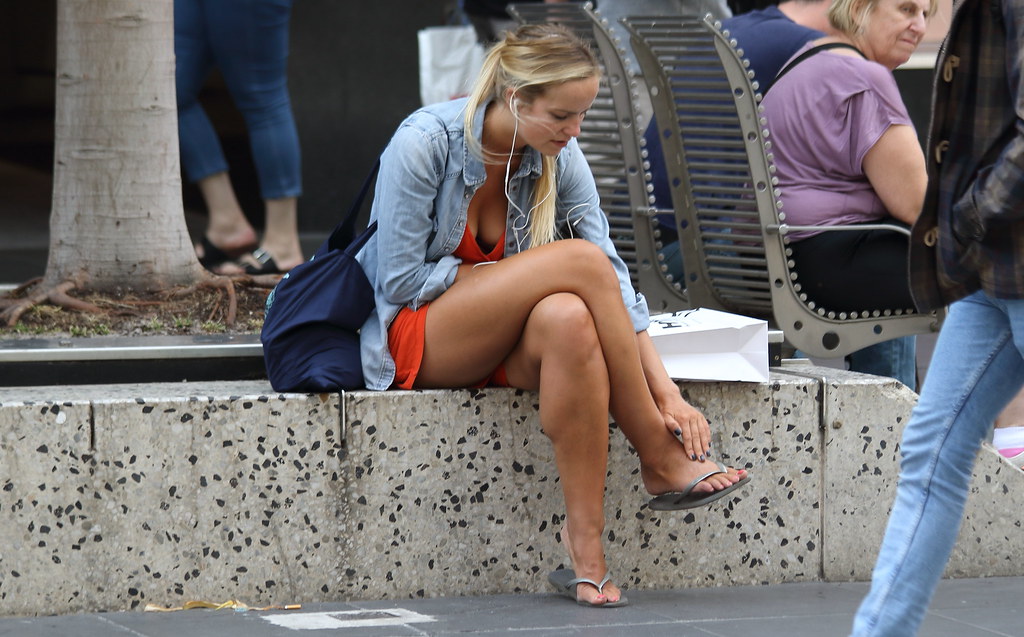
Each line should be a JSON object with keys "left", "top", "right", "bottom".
{"left": 657, "top": 392, "right": 711, "bottom": 461}
{"left": 636, "top": 330, "right": 712, "bottom": 460}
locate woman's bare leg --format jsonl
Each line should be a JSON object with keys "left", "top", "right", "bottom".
{"left": 418, "top": 239, "right": 744, "bottom": 495}
{"left": 259, "top": 196, "right": 304, "bottom": 271}
{"left": 417, "top": 239, "right": 650, "bottom": 390}
{"left": 501, "top": 292, "right": 620, "bottom": 605}
{"left": 415, "top": 240, "right": 744, "bottom": 601}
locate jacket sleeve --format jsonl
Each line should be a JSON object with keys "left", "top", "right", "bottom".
{"left": 372, "top": 121, "right": 462, "bottom": 310}
{"left": 952, "top": 0, "right": 1024, "bottom": 241}
{"left": 556, "top": 140, "right": 651, "bottom": 332}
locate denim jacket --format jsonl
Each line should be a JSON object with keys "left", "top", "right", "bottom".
{"left": 356, "top": 98, "right": 649, "bottom": 390}
{"left": 910, "top": 0, "right": 1024, "bottom": 310}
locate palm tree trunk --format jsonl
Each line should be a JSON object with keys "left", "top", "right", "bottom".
{"left": 46, "top": 0, "right": 202, "bottom": 292}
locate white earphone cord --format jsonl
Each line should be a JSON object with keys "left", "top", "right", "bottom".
{"left": 504, "top": 95, "right": 590, "bottom": 250}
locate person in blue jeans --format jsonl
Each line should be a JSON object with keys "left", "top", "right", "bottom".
{"left": 175, "top": 0, "right": 304, "bottom": 275}
{"left": 850, "top": 0, "right": 1024, "bottom": 634}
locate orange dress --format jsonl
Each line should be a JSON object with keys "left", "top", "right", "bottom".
{"left": 388, "top": 224, "right": 507, "bottom": 390}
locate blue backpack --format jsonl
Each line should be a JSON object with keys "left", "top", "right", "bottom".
{"left": 261, "top": 161, "right": 379, "bottom": 392}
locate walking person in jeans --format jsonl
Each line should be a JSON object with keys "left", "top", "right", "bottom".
{"left": 851, "top": 0, "right": 1024, "bottom": 634}
{"left": 175, "top": 0, "right": 305, "bottom": 275}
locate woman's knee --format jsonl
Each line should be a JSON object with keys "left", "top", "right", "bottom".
{"left": 555, "top": 239, "right": 620, "bottom": 287}
{"left": 531, "top": 293, "right": 602, "bottom": 356}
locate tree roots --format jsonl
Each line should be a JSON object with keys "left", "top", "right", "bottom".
{"left": 166, "top": 275, "right": 239, "bottom": 327}
{"left": 0, "top": 278, "right": 105, "bottom": 327}
{"left": 0, "top": 271, "right": 274, "bottom": 330}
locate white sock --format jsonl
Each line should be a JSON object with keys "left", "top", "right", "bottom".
{"left": 992, "top": 425, "right": 1024, "bottom": 451}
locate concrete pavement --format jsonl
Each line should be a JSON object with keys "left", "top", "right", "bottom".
{"left": 0, "top": 577, "right": 1020, "bottom": 636}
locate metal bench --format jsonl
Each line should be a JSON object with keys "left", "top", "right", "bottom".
{"left": 622, "top": 14, "right": 943, "bottom": 358}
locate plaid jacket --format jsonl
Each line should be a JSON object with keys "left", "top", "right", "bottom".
{"left": 910, "top": 0, "right": 1024, "bottom": 310}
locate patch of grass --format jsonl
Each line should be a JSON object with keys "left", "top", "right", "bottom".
{"left": 91, "top": 323, "right": 111, "bottom": 336}
{"left": 201, "top": 321, "right": 226, "bottom": 333}
{"left": 11, "top": 323, "right": 48, "bottom": 335}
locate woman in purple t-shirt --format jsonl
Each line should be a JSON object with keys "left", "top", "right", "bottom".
{"left": 762, "top": 0, "right": 932, "bottom": 313}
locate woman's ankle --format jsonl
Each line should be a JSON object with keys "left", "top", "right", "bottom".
{"left": 560, "top": 521, "right": 606, "bottom": 573}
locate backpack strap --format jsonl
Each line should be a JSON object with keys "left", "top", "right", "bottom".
{"left": 764, "top": 42, "right": 867, "bottom": 94}
{"left": 327, "top": 157, "right": 381, "bottom": 251}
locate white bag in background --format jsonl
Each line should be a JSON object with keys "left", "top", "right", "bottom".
{"left": 418, "top": 25, "right": 485, "bottom": 106}
{"left": 648, "top": 308, "right": 769, "bottom": 383}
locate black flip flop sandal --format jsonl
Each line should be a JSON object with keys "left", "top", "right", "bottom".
{"left": 242, "top": 248, "right": 283, "bottom": 275}
{"left": 197, "top": 236, "right": 237, "bottom": 269}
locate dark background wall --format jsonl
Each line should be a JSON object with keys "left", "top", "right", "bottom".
{"left": 286, "top": 1, "right": 450, "bottom": 232}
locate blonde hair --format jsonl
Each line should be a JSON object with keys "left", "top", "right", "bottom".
{"left": 827, "top": 0, "right": 937, "bottom": 36}
{"left": 464, "top": 23, "right": 600, "bottom": 247}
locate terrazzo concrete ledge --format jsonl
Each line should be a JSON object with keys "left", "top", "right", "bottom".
{"left": 0, "top": 371, "right": 1021, "bottom": 616}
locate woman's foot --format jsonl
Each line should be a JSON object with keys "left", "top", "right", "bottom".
{"left": 640, "top": 442, "right": 748, "bottom": 503}
{"left": 556, "top": 523, "right": 623, "bottom": 607}
{"left": 646, "top": 460, "right": 750, "bottom": 510}
{"left": 214, "top": 245, "right": 305, "bottom": 276}
{"left": 195, "top": 228, "right": 258, "bottom": 269}
{"left": 548, "top": 569, "right": 628, "bottom": 607}
{"left": 193, "top": 172, "right": 259, "bottom": 269}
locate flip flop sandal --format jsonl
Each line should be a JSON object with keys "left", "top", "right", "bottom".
{"left": 242, "top": 248, "right": 284, "bottom": 275}
{"left": 647, "top": 462, "right": 751, "bottom": 511}
{"left": 548, "top": 568, "right": 629, "bottom": 607}
{"left": 197, "top": 236, "right": 238, "bottom": 269}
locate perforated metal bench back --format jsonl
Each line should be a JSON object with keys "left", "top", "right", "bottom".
{"left": 624, "top": 17, "right": 773, "bottom": 318}
{"left": 624, "top": 15, "right": 943, "bottom": 357}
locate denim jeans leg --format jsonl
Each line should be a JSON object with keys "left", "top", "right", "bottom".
{"left": 205, "top": 0, "right": 302, "bottom": 200}
{"left": 850, "top": 291, "right": 1024, "bottom": 636}
{"left": 846, "top": 335, "right": 917, "bottom": 390}
{"left": 174, "top": 0, "right": 229, "bottom": 183}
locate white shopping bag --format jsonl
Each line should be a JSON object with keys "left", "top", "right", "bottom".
{"left": 418, "top": 25, "right": 485, "bottom": 106}
{"left": 648, "top": 308, "right": 769, "bottom": 383}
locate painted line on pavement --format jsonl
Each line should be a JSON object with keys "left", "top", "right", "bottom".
{"left": 261, "top": 608, "right": 436, "bottom": 630}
